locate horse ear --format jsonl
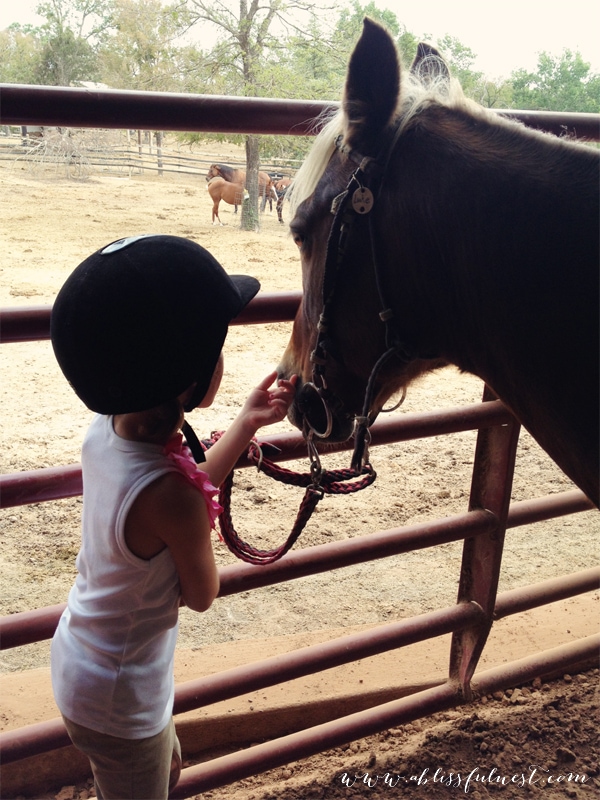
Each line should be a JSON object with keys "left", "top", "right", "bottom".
{"left": 342, "top": 17, "right": 400, "bottom": 157}
{"left": 411, "top": 42, "right": 451, "bottom": 85}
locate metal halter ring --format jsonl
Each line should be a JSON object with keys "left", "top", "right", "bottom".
{"left": 301, "top": 381, "right": 334, "bottom": 439}
{"left": 305, "top": 431, "right": 324, "bottom": 489}
{"left": 381, "top": 386, "right": 407, "bottom": 413}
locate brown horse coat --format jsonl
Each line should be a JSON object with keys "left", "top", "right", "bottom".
{"left": 206, "top": 164, "right": 275, "bottom": 210}
{"left": 206, "top": 177, "right": 246, "bottom": 225}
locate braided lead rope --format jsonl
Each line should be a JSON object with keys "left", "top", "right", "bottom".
{"left": 217, "top": 470, "right": 323, "bottom": 565}
{"left": 199, "top": 432, "right": 376, "bottom": 565}
{"left": 245, "top": 440, "right": 376, "bottom": 493}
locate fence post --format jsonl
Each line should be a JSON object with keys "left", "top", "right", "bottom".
{"left": 449, "top": 385, "right": 521, "bottom": 697}
{"left": 155, "top": 131, "right": 163, "bottom": 176}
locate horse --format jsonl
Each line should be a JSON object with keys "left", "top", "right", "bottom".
{"left": 265, "top": 182, "right": 279, "bottom": 213}
{"left": 206, "top": 176, "right": 248, "bottom": 225}
{"left": 206, "top": 163, "right": 276, "bottom": 211}
{"left": 274, "top": 177, "right": 292, "bottom": 224}
{"left": 268, "top": 173, "right": 287, "bottom": 214}
{"left": 278, "top": 18, "right": 599, "bottom": 507}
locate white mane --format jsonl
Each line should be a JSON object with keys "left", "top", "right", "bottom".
{"left": 287, "top": 111, "right": 343, "bottom": 216}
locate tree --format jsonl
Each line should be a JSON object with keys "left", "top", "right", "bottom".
{"left": 99, "top": 0, "right": 192, "bottom": 90}
{"left": 183, "top": 0, "right": 324, "bottom": 230}
{"left": 331, "top": 0, "right": 402, "bottom": 84}
{"left": 475, "top": 77, "right": 514, "bottom": 109}
{"left": 511, "top": 50, "right": 600, "bottom": 112}
{"left": 36, "top": 26, "right": 99, "bottom": 84}
{"left": 32, "top": 0, "right": 114, "bottom": 85}
{"left": 0, "top": 25, "right": 42, "bottom": 84}
{"left": 434, "top": 34, "right": 483, "bottom": 98}
{"left": 36, "top": 0, "right": 114, "bottom": 40}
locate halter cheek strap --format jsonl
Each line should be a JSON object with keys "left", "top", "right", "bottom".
{"left": 310, "top": 137, "right": 414, "bottom": 471}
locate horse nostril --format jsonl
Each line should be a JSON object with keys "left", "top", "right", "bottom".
{"left": 295, "top": 382, "right": 314, "bottom": 413}
{"left": 296, "top": 383, "right": 333, "bottom": 438}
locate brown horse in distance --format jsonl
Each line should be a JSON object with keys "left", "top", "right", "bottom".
{"left": 206, "top": 177, "right": 247, "bottom": 225}
{"left": 206, "top": 164, "right": 276, "bottom": 211}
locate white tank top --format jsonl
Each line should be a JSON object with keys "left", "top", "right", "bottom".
{"left": 51, "top": 414, "right": 184, "bottom": 739}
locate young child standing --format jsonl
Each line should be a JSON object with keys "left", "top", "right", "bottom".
{"left": 49, "top": 234, "right": 296, "bottom": 799}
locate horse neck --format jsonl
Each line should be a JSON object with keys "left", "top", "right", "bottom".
{"left": 385, "top": 106, "right": 597, "bottom": 341}
{"left": 219, "top": 164, "right": 236, "bottom": 181}
{"left": 409, "top": 104, "right": 596, "bottom": 212}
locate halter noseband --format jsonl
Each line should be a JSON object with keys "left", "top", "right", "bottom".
{"left": 306, "top": 132, "right": 413, "bottom": 472}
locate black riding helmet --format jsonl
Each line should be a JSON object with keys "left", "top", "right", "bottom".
{"left": 51, "top": 234, "right": 260, "bottom": 414}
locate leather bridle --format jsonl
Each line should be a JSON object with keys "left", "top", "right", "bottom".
{"left": 303, "top": 133, "right": 413, "bottom": 472}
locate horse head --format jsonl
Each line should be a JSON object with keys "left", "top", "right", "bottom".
{"left": 206, "top": 164, "right": 222, "bottom": 182}
{"left": 278, "top": 19, "right": 448, "bottom": 442}
{"left": 279, "top": 18, "right": 599, "bottom": 506}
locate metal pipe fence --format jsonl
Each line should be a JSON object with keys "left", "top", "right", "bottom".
{"left": 2, "top": 85, "right": 599, "bottom": 140}
{"left": 0, "top": 88, "right": 597, "bottom": 797}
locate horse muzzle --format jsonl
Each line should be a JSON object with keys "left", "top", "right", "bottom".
{"left": 291, "top": 380, "right": 354, "bottom": 443}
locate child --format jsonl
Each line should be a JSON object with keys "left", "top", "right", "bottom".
{"left": 49, "top": 234, "right": 296, "bottom": 799}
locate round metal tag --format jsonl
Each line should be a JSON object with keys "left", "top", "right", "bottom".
{"left": 352, "top": 186, "right": 374, "bottom": 214}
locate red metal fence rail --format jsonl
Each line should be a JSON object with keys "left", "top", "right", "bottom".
{"left": 2, "top": 84, "right": 599, "bottom": 140}
{"left": 0, "top": 88, "right": 598, "bottom": 797}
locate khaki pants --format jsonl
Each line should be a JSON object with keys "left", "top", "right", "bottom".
{"left": 62, "top": 715, "right": 181, "bottom": 800}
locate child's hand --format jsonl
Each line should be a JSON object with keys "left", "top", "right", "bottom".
{"left": 242, "top": 371, "right": 297, "bottom": 431}
{"left": 202, "top": 371, "right": 297, "bottom": 488}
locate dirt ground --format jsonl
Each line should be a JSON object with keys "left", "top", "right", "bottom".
{"left": 0, "top": 146, "right": 598, "bottom": 799}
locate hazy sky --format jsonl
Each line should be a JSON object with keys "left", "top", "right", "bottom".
{"left": 377, "top": 0, "right": 600, "bottom": 78}
{"left": 1, "top": 0, "right": 598, "bottom": 80}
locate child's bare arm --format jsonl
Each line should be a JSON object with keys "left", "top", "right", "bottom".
{"left": 126, "top": 473, "right": 220, "bottom": 612}
{"left": 203, "top": 371, "right": 296, "bottom": 488}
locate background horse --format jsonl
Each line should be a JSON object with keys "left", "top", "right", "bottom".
{"left": 206, "top": 163, "right": 276, "bottom": 211}
{"left": 279, "top": 19, "right": 599, "bottom": 506}
{"left": 206, "top": 176, "right": 247, "bottom": 225}
{"left": 274, "top": 177, "right": 292, "bottom": 224}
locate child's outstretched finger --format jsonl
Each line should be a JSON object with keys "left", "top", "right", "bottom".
{"left": 255, "top": 370, "right": 279, "bottom": 392}
{"left": 269, "top": 382, "right": 295, "bottom": 404}
{"left": 274, "top": 375, "right": 297, "bottom": 397}
{"left": 271, "top": 382, "right": 293, "bottom": 397}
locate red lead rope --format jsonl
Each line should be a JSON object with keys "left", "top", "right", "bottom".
{"left": 204, "top": 433, "right": 376, "bottom": 565}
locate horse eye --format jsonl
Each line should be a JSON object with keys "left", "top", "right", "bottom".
{"left": 291, "top": 230, "right": 305, "bottom": 249}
